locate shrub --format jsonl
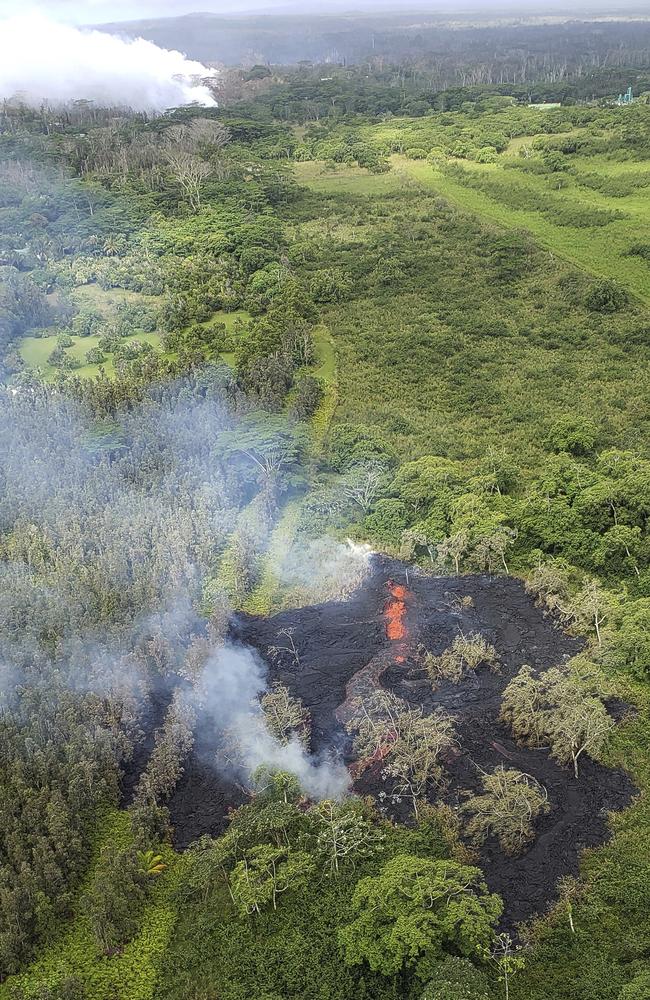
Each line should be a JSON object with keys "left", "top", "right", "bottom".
{"left": 424, "top": 632, "right": 499, "bottom": 685}
{"left": 405, "top": 147, "right": 428, "bottom": 160}
{"left": 47, "top": 344, "right": 68, "bottom": 367}
{"left": 585, "top": 280, "right": 629, "bottom": 313}
{"left": 71, "top": 311, "right": 103, "bottom": 337}
{"left": 98, "top": 332, "right": 121, "bottom": 353}
{"left": 459, "top": 766, "right": 549, "bottom": 855}
{"left": 85, "top": 346, "right": 106, "bottom": 365}
{"left": 547, "top": 415, "right": 597, "bottom": 455}
{"left": 624, "top": 242, "right": 650, "bottom": 260}
{"left": 618, "top": 971, "right": 650, "bottom": 999}
{"left": 474, "top": 147, "right": 498, "bottom": 163}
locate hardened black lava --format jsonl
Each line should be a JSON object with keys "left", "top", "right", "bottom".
{"left": 147, "top": 556, "right": 635, "bottom": 928}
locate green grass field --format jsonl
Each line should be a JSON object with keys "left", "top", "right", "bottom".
{"left": 393, "top": 156, "right": 650, "bottom": 304}
{"left": 294, "top": 153, "right": 650, "bottom": 304}
{"left": 71, "top": 285, "right": 162, "bottom": 315}
{"left": 19, "top": 331, "right": 164, "bottom": 381}
{"left": 296, "top": 104, "right": 650, "bottom": 304}
{"left": 294, "top": 160, "right": 403, "bottom": 195}
{"left": 19, "top": 283, "right": 251, "bottom": 381}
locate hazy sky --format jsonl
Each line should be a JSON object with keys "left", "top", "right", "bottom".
{"left": 0, "top": 0, "right": 628, "bottom": 25}
{"left": 0, "top": 0, "right": 301, "bottom": 20}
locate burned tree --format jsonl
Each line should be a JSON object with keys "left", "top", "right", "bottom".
{"left": 500, "top": 664, "right": 614, "bottom": 777}
{"left": 268, "top": 627, "right": 301, "bottom": 671}
{"left": 423, "top": 632, "right": 499, "bottom": 686}
{"left": 346, "top": 690, "right": 456, "bottom": 817}
{"left": 460, "top": 766, "right": 549, "bottom": 855}
{"left": 260, "top": 682, "right": 311, "bottom": 748}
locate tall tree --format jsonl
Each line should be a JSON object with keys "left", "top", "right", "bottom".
{"left": 339, "top": 854, "right": 502, "bottom": 975}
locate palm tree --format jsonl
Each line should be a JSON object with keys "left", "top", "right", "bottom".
{"left": 137, "top": 849, "right": 166, "bottom": 877}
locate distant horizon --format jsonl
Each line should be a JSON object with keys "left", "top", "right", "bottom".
{"left": 2, "top": 0, "right": 650, "bottom": 28}
{"left": 101, "top": 2, "right": 650, "bottom": 26}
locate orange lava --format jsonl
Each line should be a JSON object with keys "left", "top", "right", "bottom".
{"left": 350, "top": 729, "right": 398, "bottom": 779}
{"left": 385, "top": 580, "right": 409, "bottom": 641}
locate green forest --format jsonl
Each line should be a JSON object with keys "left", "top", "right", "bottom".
{"left": 1, "top": 12, "right": 650, "bottom": 1000}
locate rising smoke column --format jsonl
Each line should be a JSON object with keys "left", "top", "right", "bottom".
{"left": 198, "top": 643, "right": 350, "bottom": 800}
{"left": 0, "top": 13, "right": 217, "bottom": 110}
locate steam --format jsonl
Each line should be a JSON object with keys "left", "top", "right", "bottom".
{"left": 274, "top": 536, "right": 374, "bottom": 604}
{"left": 0, "top": 13, "right": 217, "bottom": 110}
{"left": 198, "top": 644, "right": 350, "bottom": 799}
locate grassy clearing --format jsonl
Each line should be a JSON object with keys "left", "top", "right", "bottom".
{"left": 185, "top": 308, "right": 251, "bottom": 334}
{"left": 237, "top": 325, "right": 339, "bottom": 615}
{"left": 295, "top": 147, "right": 649, "bottom": 295}
{"left": 295, "top": 107, "right": 649, "bottom": 303}
{"left": 240, "top": 501, "right": 303, "bottom": 615}
{"left": 503, "top": 128, "right": 590, "bottom": 155}
{"left": 71, "top": 285, "right": 162, "bottom": 315}
{"left": 310, "top": 324, "right": 338, "bottom": 453}
{"left": 293, "top": 158, "right": 650, "bottom": 468}
{"left": 19, "top": 331, "right": 164, "bottom": 381}
{"left": 19, "top": 297, "right": 250, "bottom": 380}
{"left": 294, "top": 160, "right": 403, "bottom": 195}
{"left": 178, "top": 307, "right": 251, "bottom": 367}
{"left": 392, "top": 156, "right": 650, "bottom": 304}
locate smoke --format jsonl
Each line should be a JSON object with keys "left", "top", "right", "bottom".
{"left": 0, "top": 382, "right": 352, "bottom": 802}
{"left": 0, "top": 13, "right": 217, "bottom": 110}
{"left": 198, "top": 643, "right": 350, "bottom": 799}
{"left": 0, "top": 661, "right": 23, "bottom": 712}
{"left": 274, "top": 536, "right": 374, "bottom": 604}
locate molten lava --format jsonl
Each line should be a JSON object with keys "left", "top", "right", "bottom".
{"left": 385, "top": 580, "right": 409, "bottom": 641}
{"left": 349, "top": 728, "right": 398, "bottom": 779}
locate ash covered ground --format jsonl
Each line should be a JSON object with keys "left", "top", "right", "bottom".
{"left": 155, "top": 556, "right": 634, "bottom": 926}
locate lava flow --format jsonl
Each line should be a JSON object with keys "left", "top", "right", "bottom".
{"left": 384, "top": 579, "right": 411, "bottom": 661}
{"left": 349, "top": 727, "right": 397, "bottom": 780}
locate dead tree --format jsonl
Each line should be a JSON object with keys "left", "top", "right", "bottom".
{"left": 346, "top": 690, "right": 456, "bottom": 817}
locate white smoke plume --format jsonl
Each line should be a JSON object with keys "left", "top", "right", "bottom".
{"left": 274, "top": 537, "right": 374, "bottom": 604}
{"left": 198, "top": 644, "right": 351, "bottom": 800}
{"left": 0, "top": 13, "right": 217, "bottom": 110}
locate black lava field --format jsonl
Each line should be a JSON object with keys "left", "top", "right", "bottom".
{"left": 141, "top": 558, "right": 636, "bottom": 927}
